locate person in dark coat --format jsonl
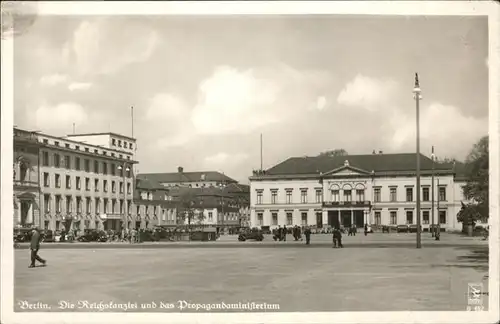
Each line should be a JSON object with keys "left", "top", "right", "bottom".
{"left": 282, "top": 226, "right": 287, "bottom": 241}
{"left": 304, "top": 226, "right": 311, "bottom": 245}
{"left": 364, "top": 224, "right": 368, "bottom": 236}
{"left": 29, "top": 227, "right": 46, "bottom": 268}
{"left": 333, "top": 227, "right": 343, "bottom": 248}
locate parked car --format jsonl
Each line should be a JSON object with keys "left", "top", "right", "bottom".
{"left": 13, "top": 228, "right": 33, "bottom": 242}
{"left": 42, "top": 230, "right": 55, "bottom": 242}
{"left": 77, "top": 229, "right": 108, "bottom": 242}
{"left": 408, "top": 225, "right": 422, "bottom": 233}
{"left": 397, "top": 225, "right": 409, "bottom": 233}
{"left": 238, "top": 229, "right": 264, "bottom": 241}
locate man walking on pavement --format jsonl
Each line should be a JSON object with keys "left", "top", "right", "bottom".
{"left": 29, "top": 227, "right": 46, "bottom": 268}
{"left": 304, "top": 226, "right": 311, "bottom": 245}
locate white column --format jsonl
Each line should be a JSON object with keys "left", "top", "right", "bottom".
{"left": 27, "top": 201, "right": 33, "bottom": 224}
{"left": 350, "top": 209, "right": 354, "bottom": 226}
{"left": 322, "top": 210, "right": 328, "bottom": 227}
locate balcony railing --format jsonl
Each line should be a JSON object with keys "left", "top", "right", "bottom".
{"left": 14, "top": 180, "right": 39, "bottom": 188}
{"left": 323, "top": 201, "right": 372, "bottom": 208}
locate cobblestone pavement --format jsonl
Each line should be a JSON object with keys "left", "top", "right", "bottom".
{"left": 14, "top": 233, "right": 489, "bottom": 312}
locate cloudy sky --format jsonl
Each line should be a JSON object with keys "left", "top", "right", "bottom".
{"left": 14, "top": 15, "right": 488, "bottom": 183}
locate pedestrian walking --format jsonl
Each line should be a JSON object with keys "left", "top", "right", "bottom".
{"left": 29, "top": 227, "right": 46, "bottom": 268}
{"left": 282, "top": 226, "right": 287, "bottom": 241}
{"left": 304, "top": 226, "right": 311, "bottom": 245}
{"left": 333, "top": 227, "right": 343, "bottom": 248}
{"left": 364, "top": 223, "right": 368, "bottom": 236}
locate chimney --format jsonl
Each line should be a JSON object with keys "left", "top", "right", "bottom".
{"left": 378, "top": 150, "right": 383, "bottom": 154}
{"left": 178, "top": 166, "right": 183, "bottom": 173}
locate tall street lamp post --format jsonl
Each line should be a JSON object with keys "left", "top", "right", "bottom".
{"left": 431, "top": 146, "right": 435, "bottom": 237}
{"left": 413, "top": 73, "right": 423, "bottom": 249}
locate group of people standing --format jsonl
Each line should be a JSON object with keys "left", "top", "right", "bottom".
{"left": 272, "top": 225, "right": 312, "bottom": 245}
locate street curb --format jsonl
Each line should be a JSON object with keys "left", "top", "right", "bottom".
{"left": 14, "top": 241, "right": 487, "bottom": 250}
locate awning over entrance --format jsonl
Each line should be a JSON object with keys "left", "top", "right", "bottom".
{"left": 16, "top": 192, "right": 37, "bottom": 200}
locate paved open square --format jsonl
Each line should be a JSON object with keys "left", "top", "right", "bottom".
{"left": 14, "top": 234, "right": 489, "bottom": 312}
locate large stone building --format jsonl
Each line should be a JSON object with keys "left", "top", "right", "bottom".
{"left": 13, "top": 127, "right": 139, "bottom": 232}
{"left": 249, "top": 152, "right": 470, "bottom": 232}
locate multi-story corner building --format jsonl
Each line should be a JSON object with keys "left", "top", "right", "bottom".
{"left": 166, "top": 186, "right": 241, "bottom": 228}
{"left": 13, "top": 128, "right": 42, "bottom": 228}
{"left": 133, "top": 177, "right": 177, "bottom": 229}
{"left": 225, "top": 183, "right": 251, "bottom": 227}
{"left": 20, "top": 129, "right": 140, "bottom": 232}
{"left": 249, "top": 153, "right": 468, "bottom": 232}
{"left": 139, "top": 167, "right": 238, "bottom": 188}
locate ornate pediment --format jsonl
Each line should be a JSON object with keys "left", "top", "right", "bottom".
{"left": 322, "top": 165, "right": 371, "bottom": 177}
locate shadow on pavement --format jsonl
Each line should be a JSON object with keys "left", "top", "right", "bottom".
{"left": 432, "top": 246, "right": 489, "bottom": 272}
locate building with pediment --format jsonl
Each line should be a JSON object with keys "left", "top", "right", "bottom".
{"left": 249, "top": 152, "right": 468, "bottom": 231}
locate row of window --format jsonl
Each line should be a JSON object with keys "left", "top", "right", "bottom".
{"left": 111, "top": 138, "right": 133, "bottom": 150}
{"left": 43, "top": 194, "right": 174, "bottom": 219}
{"left": 43, "top": 139, "right": 133, "bottom": 158}
{"left": 373, "top": 187, "right": 446, "bottom": 203}
{"left": 255, "top": 210, "right": 448, "bottom": 226}
{"left": 256, "top": 212, "right": 319, "bottom": 226}
{"left": 255, "top": 187, "right": 447, "bottom": 204}
{"left": 373, "top": 210, "right": 447, "bottom": 225}
{"left": 43, "top": 172, "right": 131, "bottom": 194}
{"left": 44, "top": 195, "right": 132, "bottom": 215}
{"left": 256, "top": 189, "right": 325, "bottom": 204}
{"left": 42, "top": 151, "right": 132, "bottom": 176}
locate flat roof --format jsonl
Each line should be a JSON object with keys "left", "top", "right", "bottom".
{"left": 67, "top": 132, "right": 136, "bottom": 142}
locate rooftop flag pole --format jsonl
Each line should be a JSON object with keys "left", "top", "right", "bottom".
{"left": 260, "top": 133, "right": 263, "bottom": 171}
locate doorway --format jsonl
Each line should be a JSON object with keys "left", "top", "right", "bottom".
{"left": 341, "top": 211, "right": 352, "bottom": 227}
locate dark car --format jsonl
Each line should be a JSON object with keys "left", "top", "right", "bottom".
{"left": 42, "top": 230, "right": 55, "bottom": 242}
{"left": 397, "top": 225, "right": 409, "bottom": 233}
{"left": 13, "top": 228, "right": 33, "bottom": 242}
{"left": 238, "top": 229, "right": 264, "bottom": 242}
{"left": 77, "top": 229, "right": 108, "bottom": 242}
{"left": 408, "top": 225, "right": 422, "bottom": 233}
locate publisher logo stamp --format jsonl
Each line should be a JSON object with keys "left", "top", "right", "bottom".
{"left": 466, "top": 283, "right": 484, "bottom": 311}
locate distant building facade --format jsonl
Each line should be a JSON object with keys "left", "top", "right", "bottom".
{"left": 139, "top": 167, "right": 238, "bottom": 188}
{"left": 249, "top": 153, "right": 469, "bottom": 232}
{"left": 133, "top": 177, "right": 177, "bottom": 229}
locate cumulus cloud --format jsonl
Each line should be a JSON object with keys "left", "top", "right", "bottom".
{"left": 40, "top": 73, "right": 68, "bottom": 86}
{"left": 63, "top": 18, "right": 160, "bottom": 76}
{"left": 32, "top": 102, "right": 88, "bottom": 132}
{"left": 144, "top": 65, "right": 334, "bottom": 148}
{"left": 203, "top": 152, "right": 249, "bottom": 168}
{"left": 389, "top": 102, "right": 487, "bottom": 159}
{"left": 68, "top": 82, "right": 92, "bottom": 91}
{"left": 191, "top": 65, "right": 333, "bottom": 136}
{"left": 337, "top": 74, "right": 399, "bottom": 111}
{"left": 144, "top": 93, "right": 193, "bottom": 148}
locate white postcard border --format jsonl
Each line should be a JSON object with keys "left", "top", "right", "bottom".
{"left": 1, "top": 1, "right": 499, "bottom": 324}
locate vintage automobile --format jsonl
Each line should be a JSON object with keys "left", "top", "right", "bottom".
{"left": 77, "top": 229, "right": 108, "bottom": 242}
{"left": 13, "top": 228, "right": 33, "bottom": 242}
{"left": 238, "top": 228, "right": 264, "bottom": 242}
{"left": 396, "top": 225, "right": 409, "bottom": 233}
{"left": 408, "top": 225, "right": 423, "bottom": 233}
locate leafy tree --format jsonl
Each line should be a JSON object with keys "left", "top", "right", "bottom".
{"left": 176, "top": 190, "right": 197, "bottom": 237}
{"left": 457, "top": 136, "right": 489, "bottom": 235}
{"left": 318, "top": 149, "right": 348, "bottom": 157}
